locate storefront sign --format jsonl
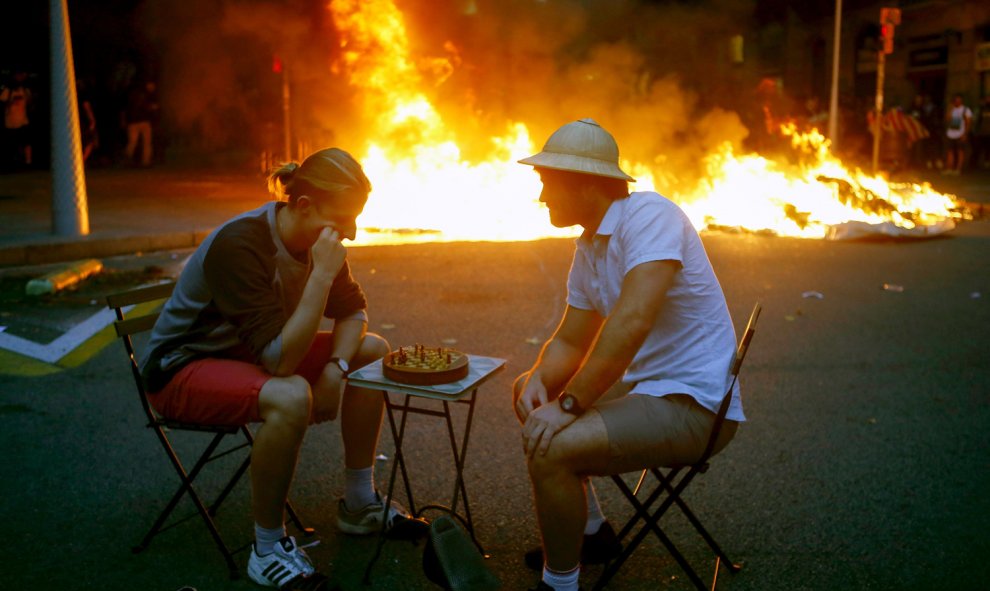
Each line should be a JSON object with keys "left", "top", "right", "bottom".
{"left": 976, "top": 42, "right": 990, "bottom": 72}
{"left": 909, "top": 46, "right": 947, "bottom": 69}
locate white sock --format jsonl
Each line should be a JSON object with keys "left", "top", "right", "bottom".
{"left": 344, "top": 466, "right": 377, "bottom": 510}
{"left": 542, "top": 564, "right": 580, "bottom": 591}
{"left": 585, "top": 479, "right": 606, "bottom": 535}
{"left": 254, "top": 523, "right": 286, "bottom": 556}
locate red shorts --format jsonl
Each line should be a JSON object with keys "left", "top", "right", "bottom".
{"left": 148, "top": 332, "right": 334, "bottom": 426}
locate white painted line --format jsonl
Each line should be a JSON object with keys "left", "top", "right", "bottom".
{"left": 0, "top": 306, "right": 129, "bottom": 363}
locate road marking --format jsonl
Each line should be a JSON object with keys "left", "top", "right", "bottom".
{"left": 0, "top": 300, "right": 159, "bottom": 376}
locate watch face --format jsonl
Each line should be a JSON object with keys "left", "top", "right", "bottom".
{"left": 561, "top": 394, "right": 575, "bottom": 412}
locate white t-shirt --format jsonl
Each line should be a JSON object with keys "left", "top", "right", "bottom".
{"left": 946, "top": 104, "right": 973, "bottom": 140}
{"left": 567, "top": 191, "right": 745, "bottom": 421}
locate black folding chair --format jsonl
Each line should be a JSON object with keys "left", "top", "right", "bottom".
{"left": 107, "top": 282, "right": 312, "bottom": 579}
{"left": 594, "top": 302, "right": 761, "bottom": 591}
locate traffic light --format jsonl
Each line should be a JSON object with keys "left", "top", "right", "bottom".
{"left": 881, "top": 24, "right": 895, "bottom": 54}
{"left": 879, "top": 7, "right": 901, "bottom": 55}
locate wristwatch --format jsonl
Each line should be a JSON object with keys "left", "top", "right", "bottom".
{"left": 329, "top": 357, "right": 350, "bottom": 375}
{"left": 557, "top": 392, "right": 585, "bottom": 416}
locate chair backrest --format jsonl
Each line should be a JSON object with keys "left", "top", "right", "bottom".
{"left": 106, "top": 282, "right": 175, "bottom": 421}
{"left": 696, "top": 301, "right": 762, "bottom": 466}
{"left": 731, "top": 302, "right": 762, "bottom": 377}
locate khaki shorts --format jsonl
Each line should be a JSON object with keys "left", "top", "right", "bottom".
{"left": 594, "top": 393, "right": 738, "bottom": 475}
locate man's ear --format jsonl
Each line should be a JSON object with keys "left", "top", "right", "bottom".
{"left": 295, "top": 194, "right": 316, "bottom": 214}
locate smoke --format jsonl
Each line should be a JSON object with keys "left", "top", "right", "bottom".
{"left": 137, "top": 0, "right": 349, "bottom": 157}
{"left": 137, "top": 0, "right": 758, "bottom": 191}
{"left": 397, "top": 0, "right": 757, "bottom": 192}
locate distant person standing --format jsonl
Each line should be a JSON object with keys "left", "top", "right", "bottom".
{"left": 77, "top": 77, "right": 99, "bottom": 163}
{"left": 942, "top": 93, "right": 972, "bottom": 176}
{"left": 919, "top": 94, "right": 942, "bottom": 169}
{"left": 0, "top": 70, "right": 34, "bottom": 168}
{"left": 122, "top": 80, "right": 158, "bottom": 167}
{"left": 909, "top": 94, "right": 930, "bottom": 170}
{"left": 970, "top": 96, "right": 990, "bottom": 171}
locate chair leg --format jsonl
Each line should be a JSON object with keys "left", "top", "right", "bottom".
{"left": 654, "top": 470, "right": 741, "bottom": 572}
{"left": 209, "top": 456, "right": 250, "bottom": 516}
{"left": 137, "top": 429, "right": 240, "bottom": 579}
{"left": 596, "top": 468, "right": 737, "bottom": 591}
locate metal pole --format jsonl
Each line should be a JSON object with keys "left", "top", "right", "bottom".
{"left": 828, "top": 0, "right": 843, "bottom": 150}
{"left": 872, "top": 49, "right": 886, "bottom": 174}
{"left": 282, "top": 65, "right": 291, "bottom": 162}
{"left": 50, "top": 0, "right": 89, "bottom": 236}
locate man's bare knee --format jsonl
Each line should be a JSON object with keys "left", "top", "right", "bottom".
{"left": 511, "top": 372, "right": 530, "bottom": 424}
{"left": 528, "top": 443, "right": 573, "bottom": 483}
{"left": 353, "top": 333, "right": 390, "bottom": 367}
{"left": 529, "top": 413, "right": 611, "bottom": 480}
{"left": 261, "top": 375, "right": 312, "bottom": 427}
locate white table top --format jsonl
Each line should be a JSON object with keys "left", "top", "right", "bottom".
{"left": 346, "top": 354, "right": 506, "bottom": 400}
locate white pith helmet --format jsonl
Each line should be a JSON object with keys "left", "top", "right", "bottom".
{"left": 518, "top": 118, "right": 635, "bottom": 182}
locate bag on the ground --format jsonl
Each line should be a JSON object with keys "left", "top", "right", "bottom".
{"left": 422, "top": 514, "right": 500, "bottom": 590}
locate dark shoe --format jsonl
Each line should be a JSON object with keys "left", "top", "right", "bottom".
{"left": 336, "top": 491, "right": 430, "bottom": 540}
{"left": 524, "top": 521, "right": 622, "bottom": 571}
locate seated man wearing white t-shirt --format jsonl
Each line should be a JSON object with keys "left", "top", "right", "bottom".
{"left": 512, "top": 118, "right": 744, "bottom": 591}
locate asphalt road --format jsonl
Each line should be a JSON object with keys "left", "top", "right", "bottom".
{"left": 2, "top": 224, "right": 989, "bottom": 591}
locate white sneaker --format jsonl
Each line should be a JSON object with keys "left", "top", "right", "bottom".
{"left": 247, "top": 536, "right": 326, "bottom": 589}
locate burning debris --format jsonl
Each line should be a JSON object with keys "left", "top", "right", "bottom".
{"left": 146, "top": 0, "right": 971, "bottom": 244}
{"left": 322, "top": 1, "right": 969, "bottom": 244}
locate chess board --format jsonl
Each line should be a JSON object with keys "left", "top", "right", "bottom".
{"left": 382, "top": 345, "right": 470, "bottom": 385}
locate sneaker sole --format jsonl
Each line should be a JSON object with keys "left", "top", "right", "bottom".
{"left": 336, "top": 518, "right": 381, "bottom": 535}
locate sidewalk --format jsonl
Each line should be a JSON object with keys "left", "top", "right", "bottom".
{"left": 0, "top": 166, "right": 270, "bottom": 267}
{"left": 1, "top": 164, "right": 989, "bottom": 268}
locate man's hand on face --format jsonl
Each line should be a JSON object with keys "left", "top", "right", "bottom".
{"left": 311, "top": 226, "right": 347, "bottom": 277}
{"left": 522, "top": 400, "right": 577, "bottom": 459}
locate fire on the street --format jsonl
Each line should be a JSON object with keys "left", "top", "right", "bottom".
{"left": 329, "top": 0, "right": 969, "bottom": 246}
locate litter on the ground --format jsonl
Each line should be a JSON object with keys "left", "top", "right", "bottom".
{"left": 882, "top": 283, "right": 905, "bottom": 292}
{"left": 802, "top": 290, "right": 824, "bottom": 299}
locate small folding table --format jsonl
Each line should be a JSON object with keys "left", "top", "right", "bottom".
{"left": 346, "top": 354, "right": 506, "bottom": 583}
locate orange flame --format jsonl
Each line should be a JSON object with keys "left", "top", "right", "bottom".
{"left": 329, "top": 0, "right": 966, "bottom": 245}
{"left": 678, "top": 124, "right": 965, "bottom": 239}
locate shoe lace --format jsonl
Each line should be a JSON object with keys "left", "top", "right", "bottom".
{"left": 279, "top": 536, "right": 319, "bottom": 576}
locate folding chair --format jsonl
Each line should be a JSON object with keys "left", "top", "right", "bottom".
{"left": 594, "top": 302, "right": 761, "bottom": 591}
{"left": 107, "top": 282, "right": 312, "bottom": 579}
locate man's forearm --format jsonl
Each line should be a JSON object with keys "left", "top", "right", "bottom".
{"left": 329, "top": 316, "right": 367, "bottom": 364}
{"left": 531, "top": 338, "right": 586, "bottom": 396}
{"left": 565, "top": 308, "right": 652, "bottom": 402}
{"left": 275, "top": 273, "right": 334, "bottom": 375}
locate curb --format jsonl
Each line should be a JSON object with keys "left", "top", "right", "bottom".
{"left": 25, "top": 258, "right": 103, "bottom": 295}
{"left": 0, "top": 229, "right": 211, "bottom": 267}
